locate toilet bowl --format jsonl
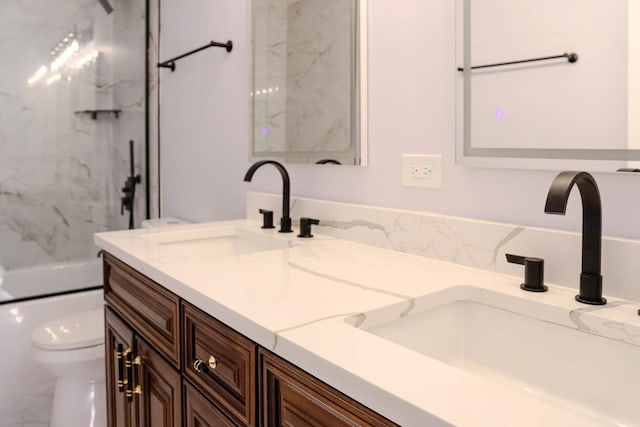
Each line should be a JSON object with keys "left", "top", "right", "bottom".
{"left": 32, "top": 308, "right": 106, "bottom": 427}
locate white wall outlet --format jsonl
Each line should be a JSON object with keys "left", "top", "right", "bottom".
{"left": 402, "top": 154, "right": 442, "bottom": 188}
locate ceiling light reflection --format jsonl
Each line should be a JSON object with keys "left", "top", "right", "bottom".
{"left": 46, "top": 74, "right": 61, "bottom": 85}
{"left": 51, "top": 40, "right": 79, "bottom": 72}
{"left": 27, "top": 65, "right": 48, "bottom": 86}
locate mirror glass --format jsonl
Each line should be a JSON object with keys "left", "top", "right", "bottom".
{"left": 456, "top": 0, "right": 639, "bottom": 172}
{"left": 251, "top": 0, "right": 367, "bottom": 166}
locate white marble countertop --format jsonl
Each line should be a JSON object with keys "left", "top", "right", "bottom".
{"left": 95, "top": 219, "right": 640, "bottom": 427}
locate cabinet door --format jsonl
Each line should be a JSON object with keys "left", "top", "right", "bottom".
{"left": 136, "top": 338, "right": 182, "bottom": 427}
{"left": 260, "top": 349, "right": 398, "bottom": 427}
{"left": 105, "top": 307, "right": 137, "bottom": 427}
{"left": 185, "top": 381, "right": 238, "bottom": 427}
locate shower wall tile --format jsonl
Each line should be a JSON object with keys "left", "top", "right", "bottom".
{"left": 148, "top": 0, "right": 161, "bottom": 219}
{"left": 0, "top": 0, "right": 149, "bottom": 270}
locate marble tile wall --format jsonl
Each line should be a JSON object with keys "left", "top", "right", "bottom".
{"left": 148, "top": 0, "right": 161, "bottom": 220}
{"left": 247, "top": 191, "right": 640, "bottom": 302}
{"left": 0, "top": 0, "right": 148, "bottom": 270}
{"left": 111, "top": 0, "right": 147, "bottom": 231}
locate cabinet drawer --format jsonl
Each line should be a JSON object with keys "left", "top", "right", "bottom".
{"left": 260, "top": 349, "right": 398, "bottom": 427}
{"left": 182, "top": 301, "right": 257, "bottom": 426}
{"left": 185, "top": 381, "right": 238, "bottom": 427}
{"left": 104, "top": 253, "right": 180, "bottom": 367}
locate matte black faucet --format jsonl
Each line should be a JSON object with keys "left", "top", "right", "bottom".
{"left": 244, "top": 160, "right": 293, "bottom": 233}
{"left": 544, "top": 171, "right": 606, "bottom": 305}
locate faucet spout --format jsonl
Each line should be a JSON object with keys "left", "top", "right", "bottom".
{"left": 244, "top": 160, "right": 293, "bottom": 233}
{"left": 544, "top": 171, "right": 605, "bottom": 305}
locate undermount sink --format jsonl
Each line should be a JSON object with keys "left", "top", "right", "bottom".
{"left": 348, "top": 285, "right": 639, "bottom": 426}
{"left": 142, "top": 226, "right": 296, "bottom": 258}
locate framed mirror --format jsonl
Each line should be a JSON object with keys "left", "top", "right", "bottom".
{"left": 251, "top": 0, "right": 368, "bottom": 166}
{"left": 456, "top": 0, "right": 639, "bottom": 172}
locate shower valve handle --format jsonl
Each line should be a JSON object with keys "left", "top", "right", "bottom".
{"left": 121, "top": 196, "right": 133, "bottom": 214}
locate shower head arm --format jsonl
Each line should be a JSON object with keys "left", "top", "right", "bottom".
{"left": 97, "top": 0, "right": 113, "bottom": 14}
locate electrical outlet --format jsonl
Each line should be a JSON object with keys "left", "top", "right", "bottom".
{"left": 402, "top": 154, "right": 442, "bottom": 188}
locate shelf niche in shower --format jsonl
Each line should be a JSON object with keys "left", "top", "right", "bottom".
{"left": 74, "top": 109, "right": 122, "bottom": 120}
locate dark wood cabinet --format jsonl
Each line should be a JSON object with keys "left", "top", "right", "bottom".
{"left": 260, "top": 349, "right": 398, "bottom": 427}
{"left": 104, "top": 253, "right": 181, "bottom": 366}
{"left": 104, "top": 254, "right": 244, "bottom": 427}
{"left": 105, "top": 307, "right": 136, "bottom": 427}
{"left": 184, "top": 381, "right": 238, "bottom": 427}
{"left": 104, "top": 252, "right": 183, "bottom": 427}
{"left": 105, "top": 307, "right": 182, "bottom": 427}
{"left": 103, "top": 253, "right": 397, "bottom": 427}
{"left": 183, "top": 301, "right": 257, "bottom": 426}
{"left": 136, "top": 338, "right": 182, "bottom": 427}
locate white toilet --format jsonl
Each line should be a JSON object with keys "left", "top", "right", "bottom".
{"left": 31, "top": 308, "right": 106, "bottom": 427}
{"left": 29, "top": 219, "right": 190, "bottom": 426}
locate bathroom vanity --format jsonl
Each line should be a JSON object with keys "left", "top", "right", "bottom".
{"left": 103, "top": 251, "right": 395, "bottom": 426}
{"left": 96, "top": 217, "right": 640, "bottom": 427}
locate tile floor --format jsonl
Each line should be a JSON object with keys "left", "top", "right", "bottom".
{"left": 0, "top": 384, "right": 53, "bottom": 427}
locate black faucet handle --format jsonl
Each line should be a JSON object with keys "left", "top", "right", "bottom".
{"left": 506, "top": 253, "right": 547, "bottom": 292}
{"left": 298, "top": 217, "right": 320, "bottom": 238}
{"left": 258, "top": 209, "right": 275, "bottom": 229}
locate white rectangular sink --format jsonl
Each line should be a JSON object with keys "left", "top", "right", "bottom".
{"left": 348, "top": 285, "right": 639, "bottom": 426}
{"left": 142, "top": 226, "right": 296, "bottom": 258}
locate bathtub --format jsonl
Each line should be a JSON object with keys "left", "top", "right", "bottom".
{"left": 0, "top": 259, "right": 102, "bottom": 302}
{"left": 0, "top": 260, "right": 103, "bottom": 426}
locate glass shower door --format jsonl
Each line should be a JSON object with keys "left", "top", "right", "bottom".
{"left": 0, "top": 0, "right": 148, "bottom": 303}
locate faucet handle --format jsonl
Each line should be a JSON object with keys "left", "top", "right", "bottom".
{"left": 258, "top": 209, "right": 275, "bottom": 229}
{"left": 298, "top": 217, "right": 320, "bottom": 238}
{"left": 506, "top": 253, "right": 547, "bottom": 292}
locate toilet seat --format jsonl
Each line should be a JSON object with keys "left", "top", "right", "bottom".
{"left": 32, "top": 308, "right": 104, "bottom": 351}
{"left": 31, "top": 308, "right": 106, "bottom": 427}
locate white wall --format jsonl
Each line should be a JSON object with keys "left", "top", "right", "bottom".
{"left": 160, "top": 0, "right": 640, "bottom": 240}
{"left": 630, "top": 0, "right": 639, "bottom": 149}
{"left": 160, "top": 0, "right": 252, "bottom": 222}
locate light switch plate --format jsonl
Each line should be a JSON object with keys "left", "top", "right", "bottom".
{"left": 402, "top": 154, "right": 442, "bottom": 188}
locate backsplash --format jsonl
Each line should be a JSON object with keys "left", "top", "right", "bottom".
{"left": 247, "top": 191, "right": 640, "bottom": 302}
